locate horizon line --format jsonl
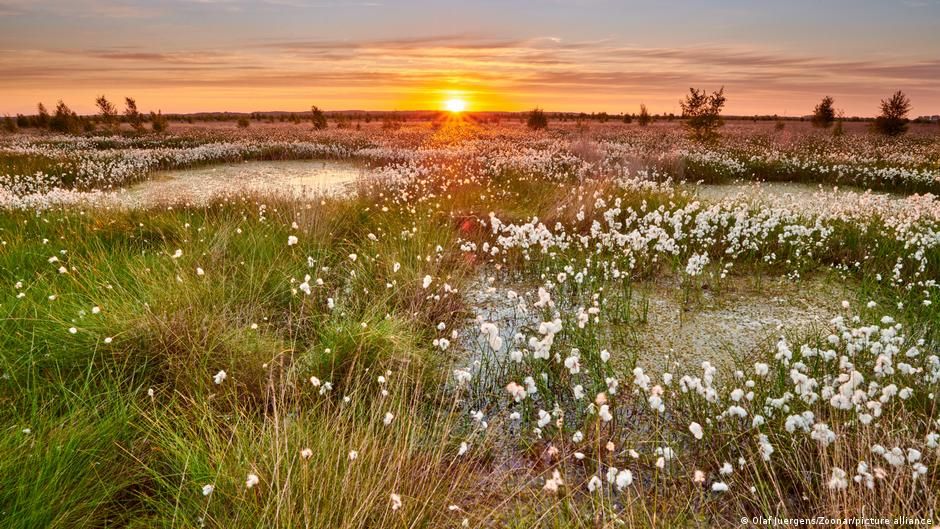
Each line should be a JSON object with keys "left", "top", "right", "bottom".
{"left": 8, "top": 107, "right": 940, "bottom": 121}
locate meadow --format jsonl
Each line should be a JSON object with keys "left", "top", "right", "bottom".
{"left": 1, "top": 118, "right": 939, "bottom": 527}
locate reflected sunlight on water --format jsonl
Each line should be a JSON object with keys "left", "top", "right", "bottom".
{"left": 127, "top": 159, "right": 364, "bottom": 205}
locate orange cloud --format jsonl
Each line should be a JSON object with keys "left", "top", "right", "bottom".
{"left": 1, "top": 35, "right": 938, "bottom": 116}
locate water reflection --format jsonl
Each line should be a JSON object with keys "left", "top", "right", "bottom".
{"left": 127, "top": 159, "right": 363, "bottom": 205}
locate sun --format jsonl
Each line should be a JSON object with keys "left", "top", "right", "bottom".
{"left": 444, "top": 98, "right": 467, "bottom": 113}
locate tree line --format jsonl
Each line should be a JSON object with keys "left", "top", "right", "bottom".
{"left": 2, "top": 91, "right": 926, "bottom": 139}
{"left": 2, "top": 96, "right": 168, "bottom": 134}
{"left": 525, "top": 89, "right": 920, "bottom": 139}
{"left": 0, "top": 98, "right": 376, "bottom": 134}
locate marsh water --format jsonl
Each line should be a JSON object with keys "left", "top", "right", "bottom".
{"left": 127, "top": 163, "right": 903, "bottom": 210}
{"left": 125, "top": 159, "right": 364, "bottom": 205}
{"left": 690, "top": 180, "right": 901, "bottom": 208}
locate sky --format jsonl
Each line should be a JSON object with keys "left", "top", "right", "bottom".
{"left": 1, "top": 0, "right": 939, "bottom": 116}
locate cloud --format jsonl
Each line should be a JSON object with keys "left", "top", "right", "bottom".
{"left": 84, "top": 48, "right": 233, "bottom": 64}
{"left": 1, "top": 34, "right": 938, "bottom": 114}
{"left": 0, "top": 0, "right": 164, "bottom": 18}
{"left": 260, "top": 34, "right": 530, "bottom": 52}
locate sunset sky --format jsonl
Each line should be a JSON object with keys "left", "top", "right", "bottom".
{"left": 1, "top": 0, "right": 939, "bottom": 116}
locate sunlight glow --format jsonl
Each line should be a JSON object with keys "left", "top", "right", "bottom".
{"left": 444, "top": 98, "right": 467, "bottom": 113}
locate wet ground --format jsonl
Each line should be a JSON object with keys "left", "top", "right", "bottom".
{"left": 689, "top": 180, "right": 901, "bottom": 209}
{"left": 124, "top": 159, "right": 363, "bottom": 205}
{"left": 630, "top": 273, "right": 847, "bottom": 372}
{"left": 458, "top": 270, "right": 848, "bottom": 380}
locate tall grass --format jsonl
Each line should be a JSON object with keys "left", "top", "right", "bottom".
{"left": 2, "top": 124, "right": 939, "bottom": 526}
{"left": 0, "top": 190, "right": 479, "bottom": 527}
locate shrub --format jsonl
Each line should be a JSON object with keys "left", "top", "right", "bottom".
{"left": 237, "top": 117, "right": 250, "bottom": 128}
{"left": 49, "top": 100, "right": 82, "bottom": 134}
{"left": 637, "top": 104, "right": 651, "bottom": 126}
{"left": 124, "top": 97, "right": 143, "bottom": 132}
{"left": 311, "top": 105, "right": 328, "bottom": 130}
{"left": 150, "top": 111, "right": 169, "bottom": 133}
{"left": 95, "top": 95, "right": 118, "bottom": 132}
{"left": 526, "top": 108, "right": 548, "bottom": 130}
{"left": 811, "top": 96, "right": 836, "bottom": 128}
{"left": 2, "top": 116, "right": 16, "bottom": 133}
{"left": 36, "top": 102, "right": 50, "bottom": 129}
{"left": 680, "top": 87, "right": 726, "bottom": 141}
{"left": 874, "top": 91, "right": 912, "bottom": 136}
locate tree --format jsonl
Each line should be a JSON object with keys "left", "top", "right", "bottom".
{"left": 150, "top": 110, "right": 169, "bottom": 133}
{"left": 49, "top": 100, "right": 82, "bottom": 134}
{"left": 637, "top": 104, "right": 651, "bottom": 127}
{"left": 874, "top": 90, "right": 912, "bottom": 136}
{"left": 311, "top": 105, "right": 328, "bottom": 130}
{"left": 124, "top": 97, "right": 143, "bottom": 132}
{"left": 36, "top": 102, "right": 50, "bottom": 129}
{"left": 679, "top": 87, "right": 726, "bottom": 141}
{"left": 96, "top": 95, "right": 118, "bottom": 132}
{"left": 812, "top": 96, "right": 836, "bottom": 128}
{"left": 2, "top": 116, "right": 17, "bottom": 133}
{"left": 526, "top": 108, "right": 548, "bottom": 130}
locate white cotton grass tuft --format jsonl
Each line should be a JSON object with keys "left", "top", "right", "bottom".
{"left": 615, "top": 469, "right": 633, "bottom": 490}
{"left": 543, "top": 470, "right": 564, "bottom": 493}
{"left": 688, "top": 422, "right": 704, "bottom": 440}
{"left": 587, "top": 475, "right": 602, "bottom": 492}
{"left": 828, "top": 467, "right": 848, "bottom": 490}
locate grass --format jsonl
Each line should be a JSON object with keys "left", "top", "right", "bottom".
{"left": 0, "top": 188, "right": 478, "bottom": 527}
{"left": 453, "top": 161, "right": 940, "bottom": 524}
{"left": 1, "top": 122, "right": 939, "bottom": 526}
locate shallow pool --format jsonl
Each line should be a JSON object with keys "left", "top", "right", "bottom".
{"left": 125, "top": 159, "right": 364, "bottom": 205}
{"left": 689, "top": 180, "right": 901, "bottom": 209}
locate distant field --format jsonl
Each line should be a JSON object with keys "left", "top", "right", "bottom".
{"left": 1, "top": 120, "right": 938, "bottom": 527}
